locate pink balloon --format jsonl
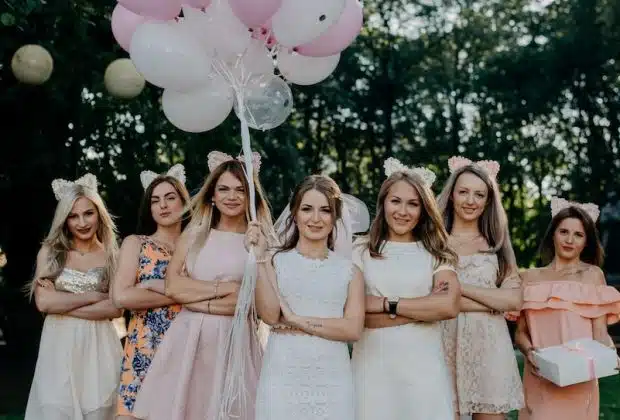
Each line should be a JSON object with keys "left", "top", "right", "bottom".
{"left": 111, "top": 4, "right": 148, "bottom": 52}
{"left": 119, "top": 0, "right": 182, "bottom": 20}
{"left": 295, "top": 0, "right": 362, "bottom": 57}
{"left": 230, "top": 0, "right": 282, "bottom": 27}
{"left": 183, "top": 0, "right": 212, "bottom": 8}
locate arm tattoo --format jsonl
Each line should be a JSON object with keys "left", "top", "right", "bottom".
{"left": 306, "top": 320, "right": 323, "bottom": 329}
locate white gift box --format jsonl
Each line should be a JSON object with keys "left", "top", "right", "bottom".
{"left": 533, "top": 338, "right": 619, "bottom": 387}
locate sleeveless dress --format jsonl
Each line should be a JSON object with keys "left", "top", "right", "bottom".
{"left": 117, "top": 236, "right": 181, "bottom": 416}
{"left": 132, "top": 229, "right": 261, "bottom": 420}
{"left": 519, "top": 280, "right": 620, "bottom": 420}
{"left": 441, "top": 253, "right": 524, "bottom": 414}
{"left": 351, "top": 241, "right": 454, "bottom": 420}
{"left": 255, "top": 250, "right": 356, "bottom": 420}
{"left": 25, "top": 267, "right": 123, "bottom": 420}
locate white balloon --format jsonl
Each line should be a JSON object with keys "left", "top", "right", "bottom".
{"left": 211, "top": 0, "right": 252, "bottom": 61}
{"left": 229, "top": 39, "right": 274, "bottom": 81}
{"left": 130, "top": 21, "right": 213, "bottom": 92}
{"left": 272, "top": 0, "right": 346, "bottom": 47}
{"left": 234, "top": 74, "right": 293, "bottom": 130}
{"left": 179, "top": 6, "right": 217, "bottom": 56}
{"left": 162, "top": 75, "right": 234, "bottom": 132}
{"left": 277, "top": 50, "right": 340, "bottom": 85}
{"left": 104, "top": 58, "right": 145, "bottom": 99}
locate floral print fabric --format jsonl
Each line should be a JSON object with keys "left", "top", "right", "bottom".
{"left": 117, "top": 236, "right": 181, "bottom": 416}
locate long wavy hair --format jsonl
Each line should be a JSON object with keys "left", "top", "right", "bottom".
{"left": 136, "top": 176, "right": 191, "bottom": 235}
{"left": 27, "top": 184, "right": 118, "bottom": 296}
{"left": 363, "top": 171, "right": 457, "bottom": 267}
{"left": 276, "top": 175, "right": 343, "bottom": 254}
{"left": 185, "top": 160, "right": 275, "bottom": 266}
{"left": 538, "top": 206, "right": 604, "bottom": 267}
{"left": 437, "top": 164, "right": 517, "bottom": 284}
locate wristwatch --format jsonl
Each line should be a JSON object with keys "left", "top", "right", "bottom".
{"left": 387, "top": 297, "right": 400, "bottom": 319}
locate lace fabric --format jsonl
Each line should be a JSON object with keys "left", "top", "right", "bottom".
{"left": 442, "top": 253, "right": 524, "bottom": 414}
{"left": 255, "top": 250, "right": 355, "bottom": 420}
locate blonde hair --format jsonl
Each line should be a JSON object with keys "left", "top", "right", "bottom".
{"left": 363, "top": 171, "right": 457, "bottom": 266}
{"left": 27, "top": 184, "right": 118, "bottom": 296}
{"left": 437, "top": 164, "right": 517, "bottom": 284}
{"left": 185, "top": 160, "right": 276, "bottom": 266}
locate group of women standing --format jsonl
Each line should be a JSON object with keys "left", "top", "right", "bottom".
{"left": 23, "top": 151, "right": 620, "bottom": 420}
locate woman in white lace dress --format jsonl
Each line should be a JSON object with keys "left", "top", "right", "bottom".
{"left": 351, "top": 158, "right": 461, "bottom": 420}
{"left": 437, "top": 157, "right": 523, "bottom": 419}
{"left": 253, "top": 175, "right": 365, "bottom": 420}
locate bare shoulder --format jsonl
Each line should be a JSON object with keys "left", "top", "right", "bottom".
{"left": 583, "top": 264, "right": 606, "bottom": 286}
{"left": 120, "top": 235, "right": 142, "bottom": 249}
{"left": 519, "top": 267, "right": 545, "bottom": 285}
{"left": 36, "top": 244, "right": 51, "bottom": 262}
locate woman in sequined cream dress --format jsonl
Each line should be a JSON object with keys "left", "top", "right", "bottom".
{"left": 436, "top": 157, "right": 523, "bottom": 419}
{"left": 25, "top": 174, "right": 124, "bottom": 420}
{"left": 112, "top": 166, "right": 190, "bottom": 419}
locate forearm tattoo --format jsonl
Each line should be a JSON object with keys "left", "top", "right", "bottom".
{"left": 306, "top": 320, "right": 323, "bottom": 329}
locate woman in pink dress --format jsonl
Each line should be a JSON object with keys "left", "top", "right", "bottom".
{"left": 437, "top": 157, "right": 523, "bottom": 419}
{"left": 131, "top": 152, "right": 275, "bottom": 420}
{"left": 515, "top": 197, "right": 620, "bottom": 420}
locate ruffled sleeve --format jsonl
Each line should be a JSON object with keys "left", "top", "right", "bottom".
{"left": 522, "top": 281, "right": 620, "bottom": 325}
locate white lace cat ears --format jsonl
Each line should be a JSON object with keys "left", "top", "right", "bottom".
{"left": 51, "top": 173, "right": 98, "bottom": 201}
{"left": 140, "top": 164, "right": 186, "bottom": 190}
{"left": 448, "top": 156, "right": 500, "bottom": 179}
{"left": 383, "top": 157, "right": 436, "bottom": 187}
{"left": 207, "top": 150, "right": 262, "bottom": 173}
{"left": 551, "top": 197, "right": 600, "bottom": 222}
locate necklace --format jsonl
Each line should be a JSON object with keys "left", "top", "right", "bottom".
{"left": 450, "top": 232, "right": 482, "bottom": 246}
{"left": 548, "top": 261, "right": 588, "bottom": 276}
{"left": 296, "top": 247, "right": 329, "bottom": 261}
{"left": 71, "top": 248, "right": 95, "bottom": 256}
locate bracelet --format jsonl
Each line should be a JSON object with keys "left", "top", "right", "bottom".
{"left": 214, "top": 279, "right": 220, "bottom": 296}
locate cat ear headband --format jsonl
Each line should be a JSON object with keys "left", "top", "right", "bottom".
{"left": 550, "top": 196, "right": 600, "bottom": 222}
{"left": 207, "top": 151, "right": 262, "bottom": 173}
{"left": 140, "top": 164, "right": 186, "bottom": 190}
{"left": 51, "top": 173, "right": 98, "bottom": 201}
{"left": 383, "top": 157, "right": 436, "bottom": 187}
{"left": 448, "top": 156, "right": 500, "bottom": 179}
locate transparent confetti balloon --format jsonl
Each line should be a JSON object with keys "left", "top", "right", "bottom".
{"left": 234, "top": 74, "right": 293, "bottom": 130}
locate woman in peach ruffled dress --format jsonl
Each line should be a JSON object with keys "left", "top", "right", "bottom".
{"left": 515, "top": 197, "right": 620, "bottom": 420}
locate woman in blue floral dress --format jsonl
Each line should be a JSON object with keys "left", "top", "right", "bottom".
{"left": 111, "top": 169, "right": 189, "bottom": 418}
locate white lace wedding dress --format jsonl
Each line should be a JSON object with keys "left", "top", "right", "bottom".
{"left": 255, "top": 249, "right": 355, "bottom": 420}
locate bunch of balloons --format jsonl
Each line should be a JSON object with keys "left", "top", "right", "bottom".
{"left": 111, "top": 0, "right": 364, "bottom": 133}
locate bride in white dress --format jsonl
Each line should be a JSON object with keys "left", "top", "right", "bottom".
{"left": 253, "top": 175, "right": 366, "bottom": 420}
{"left": 351, "top": 158, "right": 461, "bottom": 420}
